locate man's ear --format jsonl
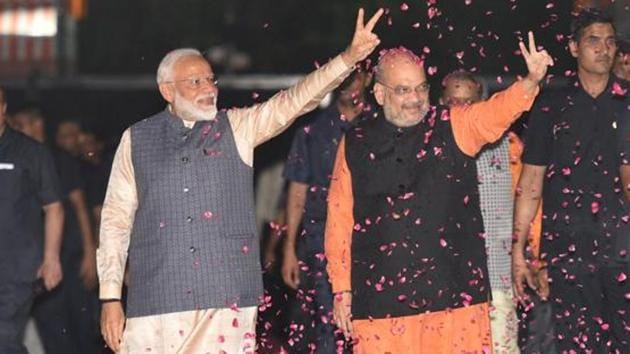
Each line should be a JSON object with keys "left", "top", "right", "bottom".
{"left": 158, "top": 83, "right": 175, "bottom": 103}
{"left": 373, "top": 83, "right": 385, "bottom": 105}
{"left": 569, "top": 40, "right": 579, "bottom": 59}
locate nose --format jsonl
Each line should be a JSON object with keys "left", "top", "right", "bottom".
{"left": 596, "top": 40, "right": 615, "bottom": 55}
{"left": 200, "top": 82, "right": 218, "bottom": 96}
{"left": 603, "top": 41, "right": 615, "bottom": 54}
{"left": 411, "top": 89, "right": 428, "bottom": 102}
{"left": 200, "top": 77, "right": 216, "bottom": 89}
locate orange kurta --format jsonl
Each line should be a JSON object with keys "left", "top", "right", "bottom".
{"left": 325, "top": 80, "right": 538, "bottom": 353}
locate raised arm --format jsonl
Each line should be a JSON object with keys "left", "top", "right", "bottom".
{"left": 228, "top": 8, "right": 384, "bottom": 165}
{"left": 451, "top": 31, "right": 553, "bottom": 156}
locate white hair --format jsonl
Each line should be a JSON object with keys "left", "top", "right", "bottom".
{"left": 156, "top": 48, "right": 202, "bottom": 84}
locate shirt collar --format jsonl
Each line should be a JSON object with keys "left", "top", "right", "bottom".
{"left": 572, "top": 74, "right": 622, "bottom": 99}
{"left": 165, "top": 104, "right": 217, "bottom": 129}
{"left": 329, "top": 104, "right": 371, "bottom": 132}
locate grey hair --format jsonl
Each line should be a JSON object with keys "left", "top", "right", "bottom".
{"left": 156, "top": 48, "right": 202, "bottom": 84}
{"left": 442, "top": 70, "right": 483, "bottom": 100}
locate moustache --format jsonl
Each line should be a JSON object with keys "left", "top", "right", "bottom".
{"left": 195, "top": 94, "right": 217, "bottom": 105}
{"left": 401, "top": 102, "right": 425, "bottom": 110}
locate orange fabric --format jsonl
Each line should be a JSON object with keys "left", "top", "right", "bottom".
{"left": 325, "top": 137, "right": 354, "bottom": 293}
{"left": 450, "top": 80, "right": 538, "bottom": 157}
{"left": 352, "top": 303, "right": 492, "bottom": 354}
{"left": 508, "top": 133, "right": 543, "bottom": 257}
{"left": 325, "top": 80, "right": 538, "bottom": 294}
{"left": 67, "top": 0, "right": 88, "bottom": 20}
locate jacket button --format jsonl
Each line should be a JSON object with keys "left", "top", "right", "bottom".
{"left": 186, "top": 216, "right": 193, "bottom": 222}
{"left": 189, "top": 246, "right": 196, "bottom": 253}
{"left": 182, "top": 156, "right": 189, "bottom": 163}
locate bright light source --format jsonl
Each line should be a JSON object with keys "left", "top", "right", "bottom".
{"left": 0, "top": 6, "right": 57, "bottom": 37}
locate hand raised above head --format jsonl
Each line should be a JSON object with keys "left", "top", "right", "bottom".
{"left": 519, "top": 31, "right": 554, "bottom": 83}
{"left": 341, "top": 8, "right": 384, "bottom": 66}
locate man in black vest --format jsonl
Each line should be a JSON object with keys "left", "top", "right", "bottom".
{"left": 325, "top": 33, "right": 552, "bottom": 352}
{"left": 513, "top": 10, "right": 629, "bottom": 352}
{"left": 98, "top": 8, "right": 384, "bottom": 353}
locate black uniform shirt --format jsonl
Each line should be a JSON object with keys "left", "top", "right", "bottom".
{"left": 523, "top": 77, "right": 629, "bottom": 263}
{"left": 0, "top": 128, "right": 61, "bottom": 282}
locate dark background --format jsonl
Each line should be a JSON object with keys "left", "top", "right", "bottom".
{"left": 77, "top": 0, "right": 575, "bottom": 75}
{"left": 4, "top": 0, "right": 579, "bottom": 151}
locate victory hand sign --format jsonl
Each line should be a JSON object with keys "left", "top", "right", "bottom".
{"left": 341, "top": 8, "right": 384, "bottom": 66}
{"left": 520, "top": 31, "right": 554, "bottom": 84}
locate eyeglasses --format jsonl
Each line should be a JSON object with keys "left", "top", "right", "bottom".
{"left": 164, "top": 75, "right": 218, "bottom": 89}
{"left": 378, "top": 81, "right": 430, "bottom": 96}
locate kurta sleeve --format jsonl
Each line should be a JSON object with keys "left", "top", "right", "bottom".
{"left": 228, "top": 55, "right": 353, "bottom": 166}
{"left": 96, "top": 129, "right": 137, "bottom": 299}
{"left": 325, "top": 137, "right": 354, "bottom": 293}
{"left": 451, "top": 80, "right": 539, "bottom": 157}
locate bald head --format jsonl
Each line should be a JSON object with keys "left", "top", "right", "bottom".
{"left": 375, "top": 47, "right": 425, "bottom": 84}
{"left": 441, "top": 70, "right": 482, "bottom": 107}
{"left": 373, "top": 47, "right": 430, "bottom": 128}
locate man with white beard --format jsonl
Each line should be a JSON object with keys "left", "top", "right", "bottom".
{"left": 97, "top": 8, "right": 383, "bottom": 354}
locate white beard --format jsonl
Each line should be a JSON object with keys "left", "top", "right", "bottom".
{"left": 173, "top": 92, "right": 218, "bottom": 122}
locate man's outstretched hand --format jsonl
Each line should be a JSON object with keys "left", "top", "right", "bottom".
{"left": 519, "top": 31, "right": 554, "bottom": 85}
{"left": 341, "top": 8, "right": 384, "bottom": 66}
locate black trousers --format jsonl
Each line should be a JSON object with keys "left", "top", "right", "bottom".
{"left": 32, "top": 257, "right": 98, "bottom": 354}
{"left": 547, "top": 260, "right": 629, "bottom": 353}
{"left": 518, "top": 290, "right": 558, "bottom": 354}
{"left": 0, "top": 282, "right": 32, "bottom": 354}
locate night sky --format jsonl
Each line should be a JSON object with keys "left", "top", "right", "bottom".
{"left": 3, "top": 0, "right": 601, "bottom": 141}
{"left": 78, "top": 0, "right": 577, "bottom": 79}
